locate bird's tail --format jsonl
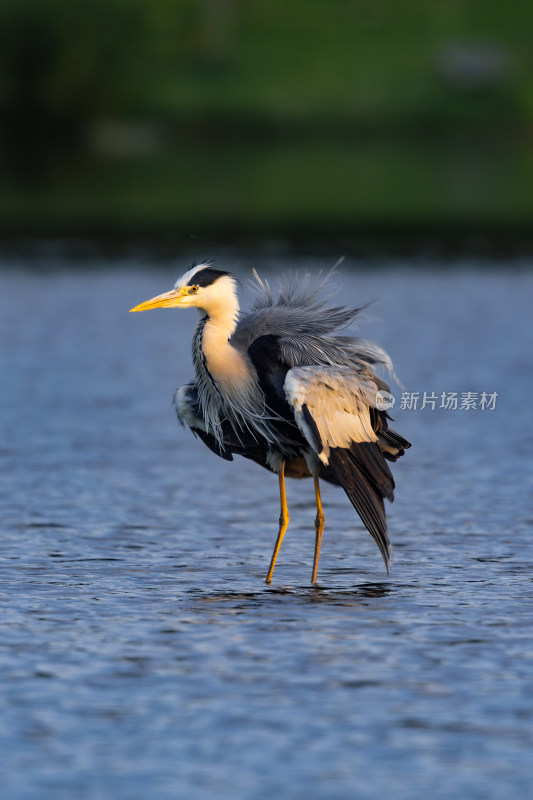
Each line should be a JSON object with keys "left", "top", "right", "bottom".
{"left": 327, "top": 443, "right": 394, "bottom": 572}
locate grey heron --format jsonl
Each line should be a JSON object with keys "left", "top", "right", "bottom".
{"left": 130, "top": 264, "right": 410, "bottom": 584}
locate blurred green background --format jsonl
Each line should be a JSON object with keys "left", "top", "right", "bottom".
{"left": 1, "top": 0, "right": 532, "bottom": 249}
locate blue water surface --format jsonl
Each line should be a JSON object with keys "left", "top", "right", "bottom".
{"left": 1, "top": 255, "right": 532, "bottom": 799}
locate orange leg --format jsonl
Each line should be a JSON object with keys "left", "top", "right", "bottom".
{"left": 311, "top": 475, "right": 325, "bottom": 584}
{"left": 265, "top": 462, "right": 289, "bottom": 584}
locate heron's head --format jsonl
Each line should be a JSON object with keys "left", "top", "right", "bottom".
{"left": 129, "top": 264, "right": 239, "bottom": 317}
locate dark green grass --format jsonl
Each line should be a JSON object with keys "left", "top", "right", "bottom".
{"left": 2, "top": 139, "right": 531, "bottom": 239}
{"left": 1, "top": 0, "right": 532, "bottom": 239}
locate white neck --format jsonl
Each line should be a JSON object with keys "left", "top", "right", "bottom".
{"left": 197, "top": 277, "right": 251, "bottom": 389}
{"left": 199, "top": 275, "right": 240, "bottom": 338}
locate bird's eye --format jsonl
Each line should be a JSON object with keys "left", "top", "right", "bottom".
{"left": 188, "top": 286, "right": 199, "bottom": 294}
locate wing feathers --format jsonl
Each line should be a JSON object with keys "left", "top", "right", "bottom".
{"left": 284, "top": 366, "right": 379, "bottom": 464}
{"left": 378, "top": 427, "right": 411, "bottom": 462}
{"left": 328, "top": 448, "right": 392, "bottom": 571}
{"left": 348, "top": 442, "right": 395, "bottom": 502}
{"left": 284, "top": 366, "right": 397, "bottom": 570}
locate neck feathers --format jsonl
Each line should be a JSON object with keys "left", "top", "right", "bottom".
{"left": 192, "top": 276, "right": 250, "bottom": 396}
{"left": 200, "top": 275, "right": 240, "bottom": 339}
{"left": 201, "top": 321, "right": 250, "bottom": 388}
{"left": 191, "top": 274, "right": 276, "bottom": 447}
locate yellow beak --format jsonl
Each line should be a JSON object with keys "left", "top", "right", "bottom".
{"left": 129, "top": 288, "right": 185, "bottom": 312}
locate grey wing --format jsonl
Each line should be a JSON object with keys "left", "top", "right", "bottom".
{"left": 232, "top": 274, "right": 393, "bottom": 373}
{"left": 284, "top": 366, "right": 384, "bottom": 464}
{"left": 231, "top": 271, "right": 364, "bottom": 361}
{"left": 284, "top": 365, "right": 396, "bottom": 570}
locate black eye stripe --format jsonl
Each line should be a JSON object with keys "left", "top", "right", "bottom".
{"left": 187, "top": 268, "right": 232, "bottom": 287}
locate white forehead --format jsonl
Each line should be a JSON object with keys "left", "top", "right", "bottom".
{"left": 174, "top": 264, "right": 211, "bottom": 289}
